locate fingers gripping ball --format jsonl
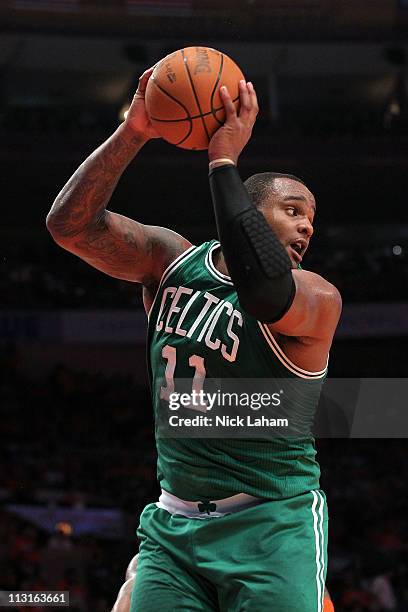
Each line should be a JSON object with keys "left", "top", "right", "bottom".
{"left": 145, "top": 47, "right": 244, "bottom": 150}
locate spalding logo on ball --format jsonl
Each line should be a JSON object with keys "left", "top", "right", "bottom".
{"left": 145, "top": 46, "right": 245, "bottom": 150}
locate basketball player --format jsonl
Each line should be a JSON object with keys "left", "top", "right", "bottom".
{"left": 47, "top": 67, "right": 341, "bottom": 611}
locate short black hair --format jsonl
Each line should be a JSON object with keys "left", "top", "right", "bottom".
{"left": 244, "top": 172, "right": 306, "bottom": 209}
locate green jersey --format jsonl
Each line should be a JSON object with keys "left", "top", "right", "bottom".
{"left": 147, "top": 240, "right": 327, "bottom": 501}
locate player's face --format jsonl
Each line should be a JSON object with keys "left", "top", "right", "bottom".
{"left": 259, "top": 178, "right": 316, "bottom": 268}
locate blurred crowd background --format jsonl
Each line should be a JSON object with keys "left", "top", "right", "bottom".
{"left": 1, "top": 1, "right": 408, "bottom": 610}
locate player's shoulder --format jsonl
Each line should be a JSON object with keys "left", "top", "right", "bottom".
{"left": 150, "top": 233, "right": 218, "bottom": 279}
{"left": 291, "top": 268, "right": 342, "bottom": 343}
{"left": 137, "top": 224, "right": 193, "bottom": 285}
{"left": 147, "top": 225, "right": 193, "bottom": 265}
{"left": 142, "top": 234, "right": 221, "bottom": 316}
{"left": 295, "top": 268, "right": 342, "bottom": 310}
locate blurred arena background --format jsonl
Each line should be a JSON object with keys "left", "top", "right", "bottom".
{"left": 1, "top": 1, "right": 408, "bottom": 610}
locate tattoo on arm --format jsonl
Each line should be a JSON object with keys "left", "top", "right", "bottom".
{"left": 47, "top": 127, "right": 146, "bottom": 239}
{"left": 59, "top": 211, "right": 190, "bottom": 283}
{"left": 72, "top": 214, "right": 153, "bottom": 279}
{"left": 47, "top": 126, "right": 191, "bottom": 283}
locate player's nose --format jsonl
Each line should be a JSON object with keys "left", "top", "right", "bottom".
{"left": 298, "top": 218, "right": 314, "bottom": 238}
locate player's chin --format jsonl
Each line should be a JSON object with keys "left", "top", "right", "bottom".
{"left": 286, "top": 249, "right": 299, "bottom": 269}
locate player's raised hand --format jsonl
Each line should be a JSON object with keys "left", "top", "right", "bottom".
{"left": 124, "top": 66, "right": 161, "bottom": 140}
{"left": 208, "top": 80, "right": 258, "bottom": 165}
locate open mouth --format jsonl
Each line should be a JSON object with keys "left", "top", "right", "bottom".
{"left": 289, "top": 242, "right": 304, "bottom": 262}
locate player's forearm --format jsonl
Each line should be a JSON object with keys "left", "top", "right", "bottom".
{"left": 209, "top": 164, "right": 295, "bottom": 322}
{"left": 46, "top": 123, "right": 148, "bottom": 241}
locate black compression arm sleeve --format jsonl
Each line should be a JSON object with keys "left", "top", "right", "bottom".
{"left": 209, "top": 164, "right": 295, "bottom": 322}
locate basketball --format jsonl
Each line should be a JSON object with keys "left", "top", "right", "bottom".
{"left": 145, "top": 47, "right": 245, "bottom": 150}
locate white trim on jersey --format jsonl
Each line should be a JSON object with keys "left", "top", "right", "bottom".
{"left": 311, "top": 490, "right": 326, "bottom": 612}
{"left": 317, "top": 492, "right": 326, "bottom": 612}
{"left": 205, "top": 241, "right": 234, "bottom": 286}
{"left": 160, "top": 244, "right": 199, "bottom": 286}
{"left": 257, "top": 322, "right": 328, "bottom": 379}
{"left": 147, "top": 245, "right": 199, "bottom": 320}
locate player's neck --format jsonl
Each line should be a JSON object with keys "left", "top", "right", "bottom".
{"left": 213, "top": 247, "right": 230, "bottom": 277}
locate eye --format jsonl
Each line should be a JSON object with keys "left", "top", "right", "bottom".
{"left": 286, "top": 207, "right": 297, "bottom": 216}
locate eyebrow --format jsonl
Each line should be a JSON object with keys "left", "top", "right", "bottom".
{"left": 282, "top": 195, "right": 316, "bottom": 214}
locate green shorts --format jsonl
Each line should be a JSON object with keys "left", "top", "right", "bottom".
{"left": 131, "top": 490, "right": 328, "bottom": 612}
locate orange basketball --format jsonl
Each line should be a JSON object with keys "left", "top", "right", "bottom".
{"left": 145, "top": 47, "right": 245, "bottom": 150}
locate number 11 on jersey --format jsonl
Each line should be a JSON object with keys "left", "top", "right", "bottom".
{"left": 160, "top": 345, "right": 208, "bottom": 412}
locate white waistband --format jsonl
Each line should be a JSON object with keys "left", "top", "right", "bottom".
{"left": 156, "top": 489, "right": 264, "bottom": 519}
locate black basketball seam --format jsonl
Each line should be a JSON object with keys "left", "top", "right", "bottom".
{"left": 210, "top": 53, "right": 225, "bottom": 126}
{"left": 181, "top": 48, "right": 211, "bottom": 144}
{"left": 150, "top": 78, "right": 193, "bottom": 145}
{"left": 149, "top": 95, "right": 239, "bottom": 123}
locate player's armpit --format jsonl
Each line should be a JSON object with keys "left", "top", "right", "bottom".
{"left": 269, "top": 269, "right": 342, "bottom": 341}
{"left": 50, "top": 212, "right": 192, "bottom": 284}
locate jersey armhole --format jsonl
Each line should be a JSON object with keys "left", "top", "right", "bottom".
{"left": 257, "top": 321, "right": 328, "bottom": 379}
{"left": 146, "top": 245, "right": 199, "bottom": 319}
